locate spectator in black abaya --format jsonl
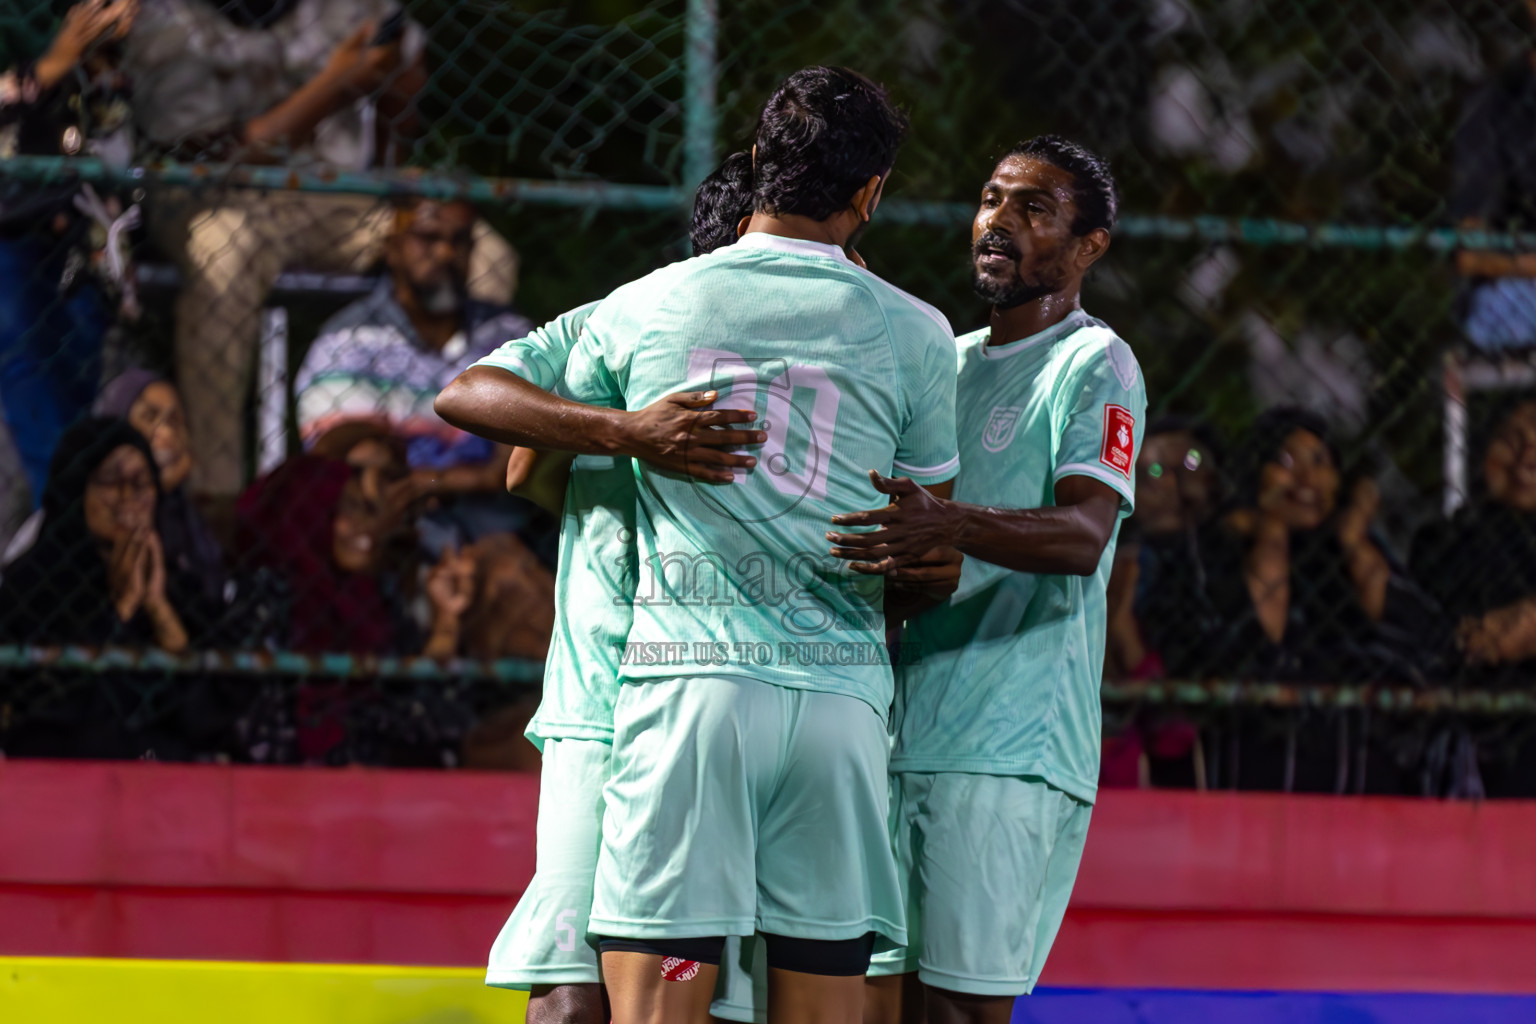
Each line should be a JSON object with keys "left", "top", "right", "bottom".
{"left": 94, "top": 369, "right": 225, "bottom": 606}
{"left": 0, "top": 417, "right": 194, "bottom": 759}
{"left": 1414, "top": 398, "right": 1536, "bottom": 681}
{"left": 0, "top": 417, "right": 189, "bottom": 651}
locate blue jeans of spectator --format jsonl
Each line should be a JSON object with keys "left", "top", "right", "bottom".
{"left": 0, "top": 237, "right": 107, "bottom": 502}
{"left": 1463, "top": 278, "right": 1536, "bottom": 352}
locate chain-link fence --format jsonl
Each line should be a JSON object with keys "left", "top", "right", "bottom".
{"left": 4, "top": 0, "right": 1536, "bottom": 790}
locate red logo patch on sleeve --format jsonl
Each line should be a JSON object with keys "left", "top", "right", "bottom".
{"left": 1100, "top": 405, "right": 1135, "bottom": 477}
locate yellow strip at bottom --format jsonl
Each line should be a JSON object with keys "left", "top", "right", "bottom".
{"left": 0, "top": 956, "right": 528, "bottom": 1024}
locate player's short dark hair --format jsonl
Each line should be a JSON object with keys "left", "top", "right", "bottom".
{"left": 690, "top": 151, "right": 755, "bottom": 255}
{"left": 1005, "top": 135, "right": 1118, "bottom": 236}
{"left": 752, "top": 66, "right": 909, "bottom": 222}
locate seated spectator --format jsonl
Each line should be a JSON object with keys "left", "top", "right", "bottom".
{"left": 0, "top": 0, "right": 140, "bottom": 508}
{"left": 94, "top": 368, "right": 225, "bottom": 612}
{"left": 294, "top": 198, "right": 536, "bottom": 553}
{"left": 121, "top": 0, "right": 518, "bottom": 500}
{"left": 1106, "top": 415, "right": 1226, "bottom": 680}
{"left": 236, "top": 452, "right": 536, "bottom": 764}
{"left": 236, "top": 454, "right": 444, "bottom": 655}
{"left": 1101, "top": 417, "right": 1223, "bottom": 789}
{"left": 306, "top": 422, "right": 555, "bottom": 661}
{"left": 1202, "top": 407, "right": 1432, "bottom": 683}
{"left": 0, "top": 417, "right": 190, "bottom": 653}
{"left": 1452, "top": 1, "right": 1536, "bottom": 350}
{"left": 1413, "top": 398, "right": 1536, "bottom": 682}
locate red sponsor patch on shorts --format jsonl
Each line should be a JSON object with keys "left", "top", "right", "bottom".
{"left": 1100, "top": 404, "right": 1135, "bottom": 477}
{"left": 661, "top": 956, "right": 702, "bottom": 982}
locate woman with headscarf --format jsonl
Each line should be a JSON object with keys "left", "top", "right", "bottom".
{"left": 1414, "top": 398, "right": 1536, "bottom": 680}
{"left": 236, "top": 453, "right": 479, "bottom": 764}
{"left": 1410, "top": 398, "right": 1536, "bottom": 796}
{"left": 94, "top": 368, "right": 226, "bottom": 608}
{"left": 1199, "top": 406, "right": 1433, "bottom": 683}
{"left": 0, "top": 416, "right": 188, "bottom": 651}
{"left": 1191, "top": 408, "right": 1438, "bottom": 793}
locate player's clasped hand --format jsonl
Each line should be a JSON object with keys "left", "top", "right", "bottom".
{"left": 619, "top": 390, "right": 767, "bottom": 484}
{"left": 885, "top": 544, "right": 965, "bottom": 601}
{"left": 827, "top": 470, "right": 959, "bottom": 574}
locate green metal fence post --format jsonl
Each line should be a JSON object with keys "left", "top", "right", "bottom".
{"left": 683, "top": 0, "right": 719, "bottom": 189}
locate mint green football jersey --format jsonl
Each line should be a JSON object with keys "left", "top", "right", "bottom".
{"left": 562, "top": 233, "right": 959, "bottom": 716}
{"left": 889, "top": 311, "right": 1146, "bottom": 804}
{"left": 472, "top": 300, "right": 636, "bottom": 749}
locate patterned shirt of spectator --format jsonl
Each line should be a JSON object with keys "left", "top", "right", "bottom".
{"left": 295, "top": 280, "right": 533, "bottom": 470}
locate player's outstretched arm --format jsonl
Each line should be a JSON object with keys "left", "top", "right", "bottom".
{"left": 435, "top": 366, "right": 766, "bottom": 483}
{"left": 828, "top": 471, "right": 1120, "bottom": 577}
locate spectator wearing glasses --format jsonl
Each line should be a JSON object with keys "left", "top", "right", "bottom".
{"left": 1106, "top": 416, "right": 1226, "bottom": 681}
{"left": 94, "top": 369, "right": 227, "bottom": 609}
{"left": 0, "top": 416, "right": 189, "bottom": 653}
{"left": 1102, "top": 416, "right": 1224, "bottom": 788}
{"left": 294, "top": 198, "right": 535, "bottom": 555}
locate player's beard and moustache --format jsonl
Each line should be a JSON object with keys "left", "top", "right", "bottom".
{"left": 971, "top": 231, "right": 1069, "bottom": 308}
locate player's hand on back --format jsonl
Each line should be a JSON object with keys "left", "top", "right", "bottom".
{"left": 616, "top": 390, "right": 766, "bottom": 484}
{"left": 828, "top": 470, "right": 960, "bottom": 574}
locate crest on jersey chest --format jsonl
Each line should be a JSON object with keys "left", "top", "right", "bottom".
{"left": 982, "top": 405, "right": 1025, "bottom": 452}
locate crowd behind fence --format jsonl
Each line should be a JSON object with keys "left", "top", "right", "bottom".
{"left": 5, "top": 0, "right": 1536, "bottom": 794}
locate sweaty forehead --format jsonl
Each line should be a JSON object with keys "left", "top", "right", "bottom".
{"left": 988, "top": 156, "right": 1077, "bottom": 201}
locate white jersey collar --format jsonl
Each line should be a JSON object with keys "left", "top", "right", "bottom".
{"left": 981, "top": 309, "right": 1092, "bottom": 359}
{"left": 734, "top": 231, "right": 852, "bottom": 264}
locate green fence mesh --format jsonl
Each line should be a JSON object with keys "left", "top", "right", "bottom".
{"left": 2, "top": 0, "right": 1536, "bottom": 792}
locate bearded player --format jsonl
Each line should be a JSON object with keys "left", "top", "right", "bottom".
{"left": 827, "top": 136, "right": 1145, "bottom": 1024}
{"left": 436, "top": 152, "right": 760, "bottom": 1024}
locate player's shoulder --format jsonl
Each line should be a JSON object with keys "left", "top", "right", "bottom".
{"left": 850, "top": 266, "right": 955, "bottom": 343}
{"left": 594, "top": 257, "right": 700, "bottom": 312}
{"left": 1057, "top": 312, "right": 1141, "bottom": 392}
{"left": 548, "top": 298, "right": 605, "bottom": 336}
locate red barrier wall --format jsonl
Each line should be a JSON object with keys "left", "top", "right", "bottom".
{"left": 2, "top": 760, "right": 1534, "bottom": 993}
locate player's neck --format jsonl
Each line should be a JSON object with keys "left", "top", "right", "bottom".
{"left": 987, "top": 289, "right": 1082, "bottom": 347}
{"left": 743, "top": 211, "right": 858, "bottom": 251}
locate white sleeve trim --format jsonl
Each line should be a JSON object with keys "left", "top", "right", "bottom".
{"left": 893, "top": 452, "right": 960, "bottom": 480}
{"left": 1053, "top": 462, "right": 1135, "bottom": 510}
